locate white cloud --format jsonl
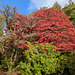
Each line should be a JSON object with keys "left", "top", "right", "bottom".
{"left": 28, "top": 0, "right": 75, "bottom": 11}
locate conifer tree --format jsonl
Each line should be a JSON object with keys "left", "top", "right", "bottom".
{"left": 52, "top": 1, "right": 61, "bottom": 9}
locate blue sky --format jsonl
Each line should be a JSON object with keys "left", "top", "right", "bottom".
{"left": 0, "top": 0, "right": 75, "bottom": 15}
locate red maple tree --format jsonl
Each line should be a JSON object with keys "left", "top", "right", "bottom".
{"left": 4, "top": 8, "right": 75, "bottom": 52}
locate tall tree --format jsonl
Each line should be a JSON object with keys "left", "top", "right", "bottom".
{"left": 62, "top": 1, "right": 75, "bottom": 26}
{"left": 2, "top": 8, "right": 75, "bottom": 52}
{"left": 52, "top": 1, "right": 61, "bottom": 9}
{"left": 0, "top": 5, "right": 17, "bottom": 25}
{"left": 69, "top": 0, "right": 74, "bottom": 6}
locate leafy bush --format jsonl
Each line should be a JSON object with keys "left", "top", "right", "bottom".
{"left": 19, "top": 41, "right": 66, "bottom": 75}
{"left": 62, "top": 52, "right": 75, "bottom": 75}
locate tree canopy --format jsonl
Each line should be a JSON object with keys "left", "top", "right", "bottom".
{"left": 52, "top": 1, "right": 61, "bottom": 9}
{"left": 62, "top": 0, "right": 75, "bottom": 26}
{"left": 2, "top": 8, "right": 75, "bottom": 52}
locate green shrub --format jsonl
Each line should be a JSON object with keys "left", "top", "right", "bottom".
{"left": 61, "top": 52, "right": 75, "bottom": 75}
{"left": 19, "top": 41, "right": 66, "bottom": 75}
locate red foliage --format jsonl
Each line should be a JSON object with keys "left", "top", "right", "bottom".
{"left": 44, "top": 49, "right": 47, "bottom": 51}
{"left": 5, "top": 8, "right": 75, "bottom": 52}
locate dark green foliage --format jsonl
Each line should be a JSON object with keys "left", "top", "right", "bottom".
{"left": 0, "top": 60, "right": 8, "bottom": 70}
{"left": 62, "top": 52, "right": 75, "bottom": 75}
{"left": 62, "top": 1, "right": 75, "bottom": 26}
{"left": 68, "top": 0, "right": 74, "bottom": 6}
{"left": 0, "top": 45, "right": 20, "bottom": 74}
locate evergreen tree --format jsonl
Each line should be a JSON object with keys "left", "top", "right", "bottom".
{"left": 62, "top": 1, "right": 75, "bottom": 26}
{"left": 52, "top": 1, "right": 61, "bottom": 9}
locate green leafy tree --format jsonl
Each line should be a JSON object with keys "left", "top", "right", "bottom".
{"left": 69, "top": 0, "right": 74, "bottom": 6}
{"left": 62, "top": 3, "right": 75, "bottom": 26}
